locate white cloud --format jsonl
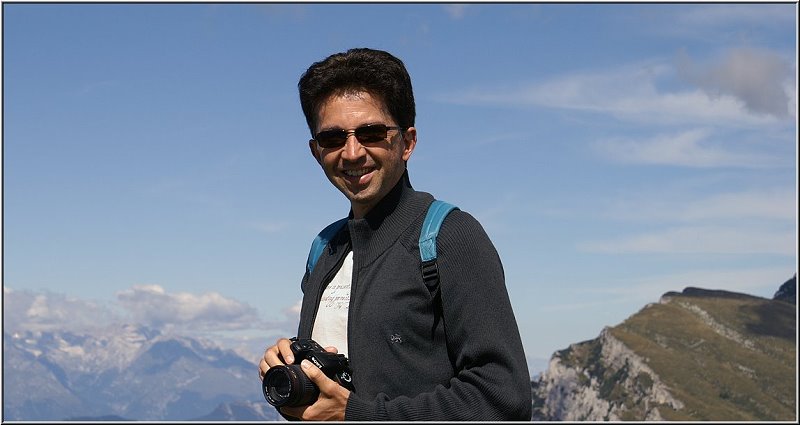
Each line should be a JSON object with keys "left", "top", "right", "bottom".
{"left": 116, "top": 284, "right": 260, "bottom": 332}
{"left": 677, "top": 47, "right": 795, "bottom": 119}
{"left": 585, "top": 266, "right": 795, "bottom": 302}
{"left": 3, "top": 284, "right": 296, "bottom": 336}
{"left": 3, "top": 285, "right": 302, "bottom": 362}
{"left": 536, "top": 266, "right": 794, "bottom": 318}
{"left": 435, "top": 57, "right": 789, "bottom": 127}
{"left": 2, "top": 287, "right": 121, "bottom": 334}
{"left": 170, "top": 297, "right": 301, "bottom": 363}
{"left": 636, "top": 4, "right": 796, "bottom": 44}
{"left": 593, "top": 128, "right": 787, "bottom": 168}
{"left": 285, "top": 298, "right": 302, "bottom": 317}
{"left": 674, "top": 4, "right": 796, "bottom": 30}
{"left": 578, "top": 225, "right": 795, "bottom": 256}
{"left": 679, "top": 190, "right": 797, "bottom": 222}
{"left": 257, "top": 298, "right": 301, "bottom": 339}
{"left": 601, "top": 187, "right": 797, "bottom": 223}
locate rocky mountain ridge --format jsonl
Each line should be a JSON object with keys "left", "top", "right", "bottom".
{"left": 532, "top": 276, "right": 797, "bottom": 421}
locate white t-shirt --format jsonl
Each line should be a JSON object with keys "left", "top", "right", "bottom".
{"left": 311, "top": 250, "right": 352, "bottom": 357}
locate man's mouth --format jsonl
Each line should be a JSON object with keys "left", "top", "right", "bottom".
{"left": 343, "top": 168, "right": 374, "bottom": 178}
{"left": 341, "top": 167, "right": 375, "bottom": 185}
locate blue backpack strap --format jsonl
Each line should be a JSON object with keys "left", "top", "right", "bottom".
{"left": 306, "top": 218, "right": 348, "bottom": 274}
{"left": 419, "top": 200, "right": 459, "bottom": 293}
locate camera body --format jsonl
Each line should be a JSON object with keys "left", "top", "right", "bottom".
{"left": 262, "top": 338, "right": 354, "bottom": 407}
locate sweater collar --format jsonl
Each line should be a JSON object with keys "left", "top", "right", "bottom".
{"left": 347, "top": 170, "right": 431, "bottom": 265}
{"left": 359, "top": 170, "right": 411, "bottom": 227}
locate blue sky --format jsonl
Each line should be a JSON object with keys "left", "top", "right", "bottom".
{"left": 2, "top": 2, "right": 797, "bottom": 375}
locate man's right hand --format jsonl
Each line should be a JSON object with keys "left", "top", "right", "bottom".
{"left": 258, "top": 337, "right": 295, "bottom": 382}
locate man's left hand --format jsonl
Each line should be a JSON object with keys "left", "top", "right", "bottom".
{"left": 280, "top": 359, "right": 351, "bottom": 421}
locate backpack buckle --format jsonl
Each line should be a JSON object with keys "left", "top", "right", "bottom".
{"left": 421, "top": 259, "right": 440, "bottom": 292}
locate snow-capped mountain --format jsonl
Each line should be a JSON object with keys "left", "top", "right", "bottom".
{"left": 2, "top": 324, "right": 281, "bottom": 421}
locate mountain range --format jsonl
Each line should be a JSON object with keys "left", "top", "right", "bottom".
{"left": 2, "top": 324, "right": 281, "bottom": 421}
{"left": 3, "top": 276, "right": 796, "bottom": 421}
{"left": 531, "top": 275, "right": 797, "bottom": 421}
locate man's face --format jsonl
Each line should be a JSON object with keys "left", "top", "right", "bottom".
{"left": 309, "top": 91, "right": 416, "bottom": 219}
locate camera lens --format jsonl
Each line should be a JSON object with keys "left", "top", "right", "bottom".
{"left": 262, "top": 365, "right": 319, "bottom": 407}
{"left": 267, "top": 370, "right": 291, "bottom": 400}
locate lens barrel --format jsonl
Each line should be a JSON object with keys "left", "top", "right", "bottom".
{"left": 262, "top": 365, "right": 319, "bottom": 407}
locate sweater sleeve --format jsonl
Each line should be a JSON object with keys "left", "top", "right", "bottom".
{"left": 344, "top": 211, "right": 532, "bottom": 421}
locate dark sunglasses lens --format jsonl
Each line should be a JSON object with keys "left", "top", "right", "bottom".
{"left": 315, "top": 125, "right": 392, "bottom": 148}
{"left": 355, "top": 125, "right": 388, "bottom": 143}
{"left": 315, "top": 130, "right": 347, "bottom": 148}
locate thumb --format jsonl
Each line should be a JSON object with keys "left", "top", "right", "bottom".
{"left": 300, "top": 359, "right": 331, "bottom": 387}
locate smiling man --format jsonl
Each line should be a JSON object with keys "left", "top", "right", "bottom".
{"left": 259, "top": 48, "right": 531, "bottom": 421}
{"left": 311, "top": 90, "right": 412, "bottom": 220}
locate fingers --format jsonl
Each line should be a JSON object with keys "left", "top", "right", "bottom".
{"left": 298, "top": 359, "right": 339, "bottom": 393}
{"left": 259, "top": 338, "right": 295, "bottom": 381}
{"left": 280, "top": 361, "right": 325, "bottom": 419}
{"left": 263, "top": 338, "right": 294, "bottom": 366}
{"left": 300, "top": 359, "right": 322, "bottom": 380}
{"left": 258, "top": 357, "right": 268, "bottom": 381}
{"left": 324, "top": 346, "right": 338, "bottom": 354}
{"left": 280, "top": 360, "right": 349, "bottom": 421}
{"left": 277, "top": 338, "right": 295, "bottom": 364}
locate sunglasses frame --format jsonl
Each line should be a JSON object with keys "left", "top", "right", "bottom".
{"left": 312, "top": 124, "right": 404, "bottom": 149}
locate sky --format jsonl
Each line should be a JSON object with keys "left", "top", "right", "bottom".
{"left": 2, "top": 2, "right": 797, "bottom": 376}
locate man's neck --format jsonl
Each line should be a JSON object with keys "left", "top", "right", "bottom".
{"left": 351, "top": 205, "right": 371, "bottom": 220}
{"left": 349, "top": 170, "right": 410, "bottom": 220}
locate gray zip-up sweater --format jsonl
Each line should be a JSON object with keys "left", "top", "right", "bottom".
{"left": 296, "top": 172, "right": 531, "bottom": 421}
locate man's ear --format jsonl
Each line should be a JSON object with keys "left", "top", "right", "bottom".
{"left": 401, "top": 127, "right": 417, "bottom": 162}
{"left": 309, "top": 140, "right": 322, "bottom": 164}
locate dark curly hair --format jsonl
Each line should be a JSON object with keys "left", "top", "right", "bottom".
{"left": 298, "top": 48, "right": 416, "bottom": 136}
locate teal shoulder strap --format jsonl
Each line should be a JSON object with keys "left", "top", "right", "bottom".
{"left": 306, "top": 218, "right": 348, "bottom": 274}
{"left": 419, "top": 200, "right": 459, "bottom": 292}
{"left": 419, "top": 200, "right": 459, "bottom": 262}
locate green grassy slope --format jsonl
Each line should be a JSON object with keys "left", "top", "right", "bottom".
{"left": 609, "top": 291, "right": 796, "bottom": 421}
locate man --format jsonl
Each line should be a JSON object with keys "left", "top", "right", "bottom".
{"left": 259, "top": 48, "right": 531, "bottom": 421}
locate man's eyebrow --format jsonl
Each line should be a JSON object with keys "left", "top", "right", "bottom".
{"left": 318, "top": 122, "right": 387, "bottom": 132}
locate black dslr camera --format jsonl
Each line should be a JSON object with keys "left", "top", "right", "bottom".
{"left": 262, "top": 338, "right": 354, "bottom": 407}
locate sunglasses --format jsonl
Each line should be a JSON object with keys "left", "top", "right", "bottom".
{"left": 312, "top": 124, "right": 404, "bottom": 149}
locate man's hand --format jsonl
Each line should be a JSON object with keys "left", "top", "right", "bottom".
{"left": 280, "top": 359, "right": 351, "bottom": 421}
{"left": 259, "top": 338, "right": 294, "bottom": 381}
{"left": 258, "top": 340, "right": 349, "bottom": 421}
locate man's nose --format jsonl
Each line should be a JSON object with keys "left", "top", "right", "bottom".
{"left": 341, "top": 133, "right": 365, "bottom": 161}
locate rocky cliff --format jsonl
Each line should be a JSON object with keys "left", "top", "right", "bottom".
{"left": 532, "top": 282, "right": 796, "bottom": 421}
